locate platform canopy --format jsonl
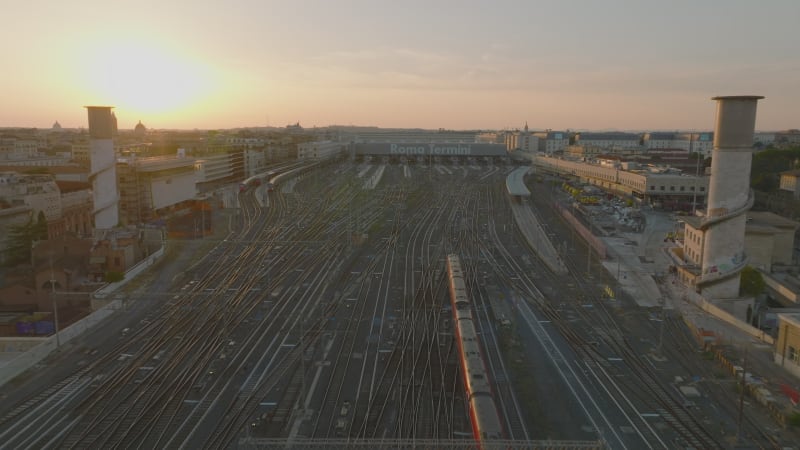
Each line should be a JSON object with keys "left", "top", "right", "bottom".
{"left": 506, "top": 166, "right": 531, "bottom": 197}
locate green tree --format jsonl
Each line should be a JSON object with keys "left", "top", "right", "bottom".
{"left": 104, "top": 271, "right": 124, "bottom": 283}
{"left": 739, "top": 266, "right": 765, "bottom": 297}
{"left": 751, "top": 173, "right": 779, "bottom": 192}
{"left": 2, "top": 212, "right": 48, "bottom": 266}
{"left": 3, "top": 223, "right": 32, "bottom": 265}
{"left": 750, "top": 146, "right": 800, "bottom": 193}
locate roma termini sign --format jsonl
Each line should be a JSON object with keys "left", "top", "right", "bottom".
{"left": 356, "top": 143, "right": 507, "bottom": 157}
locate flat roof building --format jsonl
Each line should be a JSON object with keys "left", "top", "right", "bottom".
{"left": 532, "top": 154, "right": 708, "bottom": 208}
{"left": 117, "top": 155, "right": 197, "bottom": 226}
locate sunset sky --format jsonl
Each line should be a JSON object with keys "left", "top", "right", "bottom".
{"left": 1, "top": 0, "right": 798, "bottom": 131}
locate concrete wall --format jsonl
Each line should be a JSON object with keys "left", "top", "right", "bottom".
{"left": 772, "top": 231, "right": 795, "bottom": 266}
{"left": 554, "top": 202, "right": 607, "bottom": 259}
{"left": 0, "top": 299, "right": 120, "bottom": 387}
{"left": 763, "top": 274, "right": 799, "bottom": 304}
{"left": 150, "top": 171, "right": 197, "bottom": 210}
{"left": 691, "top": 296, "right": 774, "bottom": 345}
{"left": 0, "top": 337, "right": 44, "bottom": 353}
{"left": 93, "top": 244, "right": 165, "bottom": 301}
{"left": 744, "top": 233, "right": 774, "bottom": 271}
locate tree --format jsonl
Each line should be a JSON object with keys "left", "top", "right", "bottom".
{"left": 751, "top": 173, "right": 779, "bottom": 192}
{"left": 750, "top": 146, "right": 800, "bottom": 193}
{"left": 739, "top": 266, "right": 765, "bottom": 298}
{"left": 2, "top": 212, "right": 48, "bottom": 266}
{"left": 104, "top": 271, "right": 124, "bottom": 283}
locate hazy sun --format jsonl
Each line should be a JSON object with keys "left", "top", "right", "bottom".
{"left": 80, "top": 38, "right": 216, "bottom": 117}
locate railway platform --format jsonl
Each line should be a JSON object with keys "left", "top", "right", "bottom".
{"left": 598, "top": 209, "right": 673, "bottom": 308}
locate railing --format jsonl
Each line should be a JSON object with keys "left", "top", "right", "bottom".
{"left": 699, "top": 189, "right": 754, "bottom": 230}
{"left": 695, "top": 255, "right": 749, "bottom": 287}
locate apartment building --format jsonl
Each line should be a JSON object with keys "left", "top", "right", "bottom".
{"left": 532, "top": 154, "right": 708, "bottom": 207}
{"left": 195, "top": 151, "right": 245, "bottom": 193}
{"left": 532, "top": 131, "right": 570, "bottom": 154}
{"left": 297, "top": 140, "right": 345, "bottom": 159}
{"left": 574, "top": 132, "right": 641, "bottom": 149}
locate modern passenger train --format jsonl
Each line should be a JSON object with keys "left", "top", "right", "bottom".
{"left": 239, "top": 161, "right": 323, "bottom": 194}
{"left": 446, "top": 254, "right": 505, "bottom": 443}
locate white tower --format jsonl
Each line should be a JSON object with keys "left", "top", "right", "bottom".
{"left": 698, "top": 96, "right": 763, "bottom": 298}
{"left": 86, "top": 106, "right": 119, "bottom": 229}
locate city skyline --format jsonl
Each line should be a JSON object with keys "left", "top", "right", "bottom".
{"left": 1, "top": 0, "right": 798, "bottom": 131}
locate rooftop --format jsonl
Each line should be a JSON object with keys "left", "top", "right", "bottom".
{"left": 55, "top": 180, "right": 91, "bottom": 193}
{"left": 0, "top": 165, "right": 87, "bottom": 175}
{"left": 777, "top": 312, "right": 800, "bottom": 328}
{"left": 711, "top": 95, "right": 765, "bottom": 101}
{"left": 680, "top": 211, "right": 800, "bottom": 232}
{"left": 747, "top": 211, "right": 800, "bottom": 229}
{"left": 117, "top": 155, "right": 195, "bottom": 172}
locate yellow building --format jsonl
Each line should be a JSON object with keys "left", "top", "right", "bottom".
{"left": 774, "top": 313, "right": 800, "bottom": 378}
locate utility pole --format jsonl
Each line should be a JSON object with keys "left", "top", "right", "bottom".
{"left": 658, "top": 299, "right": 665, "bottom": 353}
{"left": 49, "top": 253, "right": 60, "bottom": 348}
{"left": 737, "top": 347, "right": 748, "bottom": 444}
{"left": 692, "top": 132, "right": 701, "bottom": 215}
{"left": 586, "top": 241, "right": 591, "bottom": 276}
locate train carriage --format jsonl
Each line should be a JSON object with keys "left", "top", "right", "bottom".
{"left": 446, "top": 254, "right": 506, "bottom": 442}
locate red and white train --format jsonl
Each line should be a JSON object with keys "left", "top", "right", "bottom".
{"left": 446, "top": 254, "right": 505, "bottom": 442}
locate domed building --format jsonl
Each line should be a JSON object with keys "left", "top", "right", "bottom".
{"left": 134, "top": 120, "right": 147, "bottom": 137}
{"left": 52, "top": 121, "right": 62, "bottom": 130}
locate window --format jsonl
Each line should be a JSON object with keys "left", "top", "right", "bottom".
{"left": 700, "top": 187, "right": 705, "bottom": 192}
{"left": 670, "top": 186, "right": 675, "bottom": 191}
{"left": 651, "top": 185, "right": 656, "bottom": 191}
{"left": 790, "top": 346, "right": 798, "bottom": 362}
{"left": 660, "top": 186, "right": 665, "bottom": 191}
{"left": 680, "top": 186, "right": 685, "bottom": 191}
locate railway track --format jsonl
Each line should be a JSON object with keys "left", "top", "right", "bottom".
{"left": 0, "top": 162, "right": 610, "bottom": 449}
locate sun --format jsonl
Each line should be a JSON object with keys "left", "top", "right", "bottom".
{"left": 80, "top": 38, "right": 216, "bottom": 118}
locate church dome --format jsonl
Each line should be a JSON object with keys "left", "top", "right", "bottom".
{"left": 134, "top": 120, "right": 147, "bottom": 135}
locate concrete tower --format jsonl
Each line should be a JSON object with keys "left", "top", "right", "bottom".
{"left": 698, "top": 96, "right": 763, "bottom": 298}
{"left": 86, "top": 106, "right": 119, "bottom": 229}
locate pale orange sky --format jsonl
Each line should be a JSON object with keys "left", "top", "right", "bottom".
{"left": 1, "top": 0, "right": 798, "bottom": 131}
